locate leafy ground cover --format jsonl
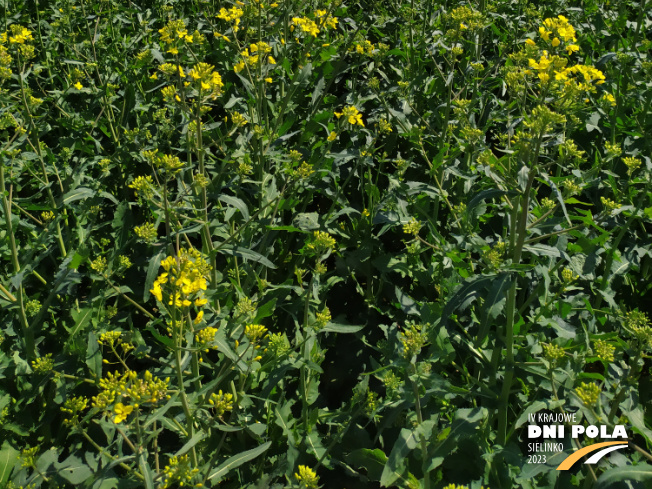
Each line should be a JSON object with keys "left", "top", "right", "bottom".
{"left": 1, "top": 0, "right": 652, "bottom": 487}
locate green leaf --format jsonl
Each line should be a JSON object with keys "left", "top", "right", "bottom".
{"left": 321, "top": 323, "right": 364, "bottom": 333}
{"left": 427, "top": 408, "right": 488, "bottom": 472}
{"left": 219, "top": 195, "right": 250, "bottom": 220}
{"left": 442, "top": 275, "right": 496, "bottom": 325}
{"left": 143, "top": 249, "right": 165, "bottom": 302}
{"left": 292, "top": 212, "right": 320, "bottom": 230}
{"left": 594, "top": 464, "right": 652, "bottom": 488}
{"left": 219, "top": 246, "right": 277, "bottom": 269}
{"left": 145, "top": 324, "right": 174, "bottom": 348}
{"left": 253, "top": 298, "right": 277, "bottom": 323}
{"left": 346, "top": 448, "right": 387, "bottom": 482}
{"left": 207, "top": 441, "right": 272, "bottom": 481}
{"left": 477, "top": 272, "right": 511, "bottom": 344}
{"left": 68, "top": 249, "right": 89, "bottom": 269}
{"left": 175, "top": 431, "right": 205, "bottom": 457}
{"left": 380, "top": 428, "right": 419, "bottom": 487}
{"left": 138, "top": 453, "right": 155, "bottom": 489}
{"left": 306, "top": 431, "right": 329, "bottom": 467}
{"left": 63, "top": 187, "right": 95, "bottom": 205}
{"left": 71, "top": 307, "right": 93, "bottom": 336}
{"left": 55, "top": 454, "right": 93, "bottom": 484}
{"left": 621, "top": 407, "right": 652, "bottom": 444}
{"left": 86, "top": 332, "right": 102, "bottom": 378}
{"left": 0, "top": 441, "right": 19, "bottom": 486}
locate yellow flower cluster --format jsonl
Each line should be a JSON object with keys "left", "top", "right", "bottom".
{"left": 448, "top": 6, "right": 484, "bottom": 33}
{"left": 400, "top": 324, "right": 425, "bottom": 360}
{"left": 0, "top": 43, "right": 11, "bottom": 79}
{"left": 593, "top": 339, "right": 615, "bottom": 362}
{"left": 188, "top": 62, "right": 225, "bottom": 98}
{"left": 542, "top": 342, "right": 566, "bottom": 362}
{"left": 334, "top": 105, "right": 364, "bottom": 127}
{"left": 314, "top": 9, "right": 338, "bottom": 30}
{"left": 575, "top": 382, "right": 601, "bottom": 407}
{"left": 161, "top": 85, "right": 179, "bottom": 102}
{"left": 209, "top": 390, "right": 234, "bottom": 416}
{"left": 134, "top": 222, "right": 158, "bottom": 242}
{"left": 128, "top": 175, "right": 155, "bottom": 197}
{"left": 524, "top": 17, "right": 604, "bottom": 100}
{"left": 245, "top": 323, "right": 268, "bottom": 343}
{"left": 1, "top": 25, "right": 35, "bottom": 76}
{"left": 150, "top": 249, "right": 211, "bottom": 311}
{"left": 234, "top": 41, "right": 275, "bottom": 73}
{"left": 295, "top": 465, "right": 319, "bottom": 489}
{"left": 61, "top": 396, "right": 88, "bottom": 425}
{"left": 160, "top": 455, "right": 199, "bottom": 489}
{"left": 537, "top": 15, "right": 578, "bottom": 54}
{"left": 307, "top": 230, "right": 337, "bottom": 253}
{"left": 158, "top": 62, "right": 185, "bottom": 78}
{"left": 623, "top": 156, "right": 641, "bottom": 175}
{"left": 292, "top": 16, "right": 321, "bottom": 37}
{"left": 5, "top": 24, "right": 34, "bottom": 45}
{"left": 91, "top": 370, "right": 170, "bottom": 422}
{"left": 217, "top": 6, "right": 244, "bottom": 32}
{"left": 600, "top": 196, "right": 621, "bottom": 212}
{"left": 554, "top": 64, "right": 606, "bottom": 91}
{"left": 158, "top": 19, "right": 192, "bottom": 45}
{"left": 31, "top": 354, "right": 55, "bottom": 374}
{"left": 351, "top": 40, "right": 376, "bottom": 56}
{"left": 315, "top": 307, "right": 331, "bottom": 329}
{"left": 195, "top": 326, "right": 218, "bottom": 351}
{"left": 403, "top": 217, "right": 421, "bottom": 236}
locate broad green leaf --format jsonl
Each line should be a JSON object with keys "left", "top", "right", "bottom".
{"left": 442, "top": 274, "right": 496, "bottom": 325}
{"left": 594, "top": 464, "right": 652, "bottom": 488}
{"left": 346, "top": 448, "right": 387, "bottom": 481}
{"left": 0, "top": 441, "right": 19, "bottom": 486}
{"left": 219, "top": 194, "right": 250, "bottom": 220}
{"left": 219, "top": 246, "right": 277, "bottom": 269}
{"left": 175, "top": 432, "right": 205, "bottom": 457}
{"left": 138, "top": 453, "right": 155, "bottom": 489}
{"left": 86, "top": 332, "right": 102, "bottom": 378}
{"left": 321, "top": 323, "right": 364, "bottom": 333}
{"left": 207, "top": 442, "right": 272, "bottom": 481}
{"left": 63, "top": 187, "right": 95, "bottom": 205}
{"left": 143, "top": 249, "right": 165, "bottom": 302}
{"left": 477, "top": 272, "right": 511, "bottom": 344}
{"left": 55, "top": 454, "right": 93, "bottom": 484}
{"left": 379, "top": 428, "right": 419, "bottom": 487}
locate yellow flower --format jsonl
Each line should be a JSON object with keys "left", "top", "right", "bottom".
{"left": 539, "top": 27, "right": 550, "bottom": 41}
{"left": 150, "top": 281, "right": 163, "bottom": 302}
{"left": 193, "top": 311, "right": 204, "bottom": 325}
{"left": 74, "top": 82, "right": 83, "bottom": 90}
{"left": 525, "top": 39, "right": 536, "bottom": 46}
{"left": 552, "top": 37, "right": 560, "bottom": 47}
{"left": 295, "top": 466, "right": 319, "bottom": 489}
{"left": 264, "top": 77, "right": 272, "bottom": 83}
{"left": 113, "top": 403, "right": 133, "bottom": 423}
{"left": 334, "top": 106, "right": 364, "bottom": 127}
{"left": 327, "top": 131, "right": 337, "bottom": 141}
{"left": 8, "top": 26, "right": 33, "bottom": 44}
{"left": 566, "top": 44, "right": 579, "bottom": 55}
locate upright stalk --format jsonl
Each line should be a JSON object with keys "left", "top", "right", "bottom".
{"left": 0, "top": 165, "right": 34, "bottom": 361}
{"left": 497, "top": 139, "right": 540, "bottom": 446}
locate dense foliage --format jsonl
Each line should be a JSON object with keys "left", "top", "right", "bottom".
{"left": 1, "top": 0, "right": 652, "bottom": 487}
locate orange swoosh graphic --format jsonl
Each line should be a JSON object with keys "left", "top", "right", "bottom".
{"left": 557, "top": 441, "right": 627, "bottom": 470}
